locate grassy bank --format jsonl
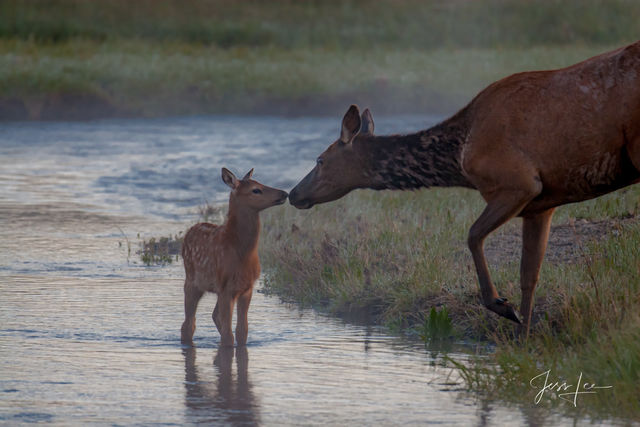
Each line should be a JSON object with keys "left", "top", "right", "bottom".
{"left": 0, "top": 41, "right": 628, "bottom": 119}
{"left": 259, "top": 185, "right": 640, "bottom": 419}
{"left": 3, "top": 0, "right": 639, "bottom": 48}
{"left": 2, "top": 0, "right": 639, "bottom": 119}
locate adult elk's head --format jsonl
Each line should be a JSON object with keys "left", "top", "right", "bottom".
{"left": 289, "top": 105, "right": 374, "bottom": 209}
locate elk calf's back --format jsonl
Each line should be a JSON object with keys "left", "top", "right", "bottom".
{"left": 181, "top": 167, "right": 288, "bottom": 347}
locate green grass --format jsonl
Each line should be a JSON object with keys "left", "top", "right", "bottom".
{"left": 418, "top": 306, "right": 456, "bottom": 342}
{"left": 2, "top": 0, "right": 639, "bottom": 48}
{"left": 2, "top": 39, "right": 629, "bottom": 117}
{"left": 259, "top": 185, "right": 640, "bottom": 420}
{"left": 140, "top": 235, "right": 183, "bottom": 266}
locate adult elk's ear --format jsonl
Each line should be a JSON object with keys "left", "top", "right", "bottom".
{"left": 340, "top": 104, "right": 361, "bottom": 144}
{"left": 222, "top": 167, "right": 239, "bottom": 189}
{"left": 360, "top": 108, "right": 374, "bottom": 135}
{"left": 242, "top": 168, "right": 254, "bottom": 181}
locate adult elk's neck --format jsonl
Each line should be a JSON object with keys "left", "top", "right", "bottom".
{"left": 357, "top": 118, "right": 474, "bottom": 191}
{"left": 225, "top": 202, "right": 261, "bottom": 258}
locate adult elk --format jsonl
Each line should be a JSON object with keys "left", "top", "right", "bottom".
{"left": 289, "top": 41, "right": 640, "bottom": 336}
{"left": 181, "top": 168, "right": 288, "bottom": 346}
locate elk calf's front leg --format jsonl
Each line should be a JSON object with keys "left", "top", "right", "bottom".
{"left": 235, "top": 287, "right": 253, "bottom": 346}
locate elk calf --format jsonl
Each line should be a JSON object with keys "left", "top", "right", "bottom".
{"left": 181, "top": 168, "right": 288, "bottom": 347}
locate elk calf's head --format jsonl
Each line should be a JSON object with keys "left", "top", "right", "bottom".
{"left": 222, "top": 167, "right": 288, "bottom": 212}
{"left": 289, "top": 105, "right": 375, "bottom": 209}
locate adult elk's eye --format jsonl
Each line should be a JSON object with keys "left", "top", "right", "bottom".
{"left": 316, "top": 157, "right": 324, "bottom": 166}
{"left": 252, "top": 188, "right": 262, "bottom": 194}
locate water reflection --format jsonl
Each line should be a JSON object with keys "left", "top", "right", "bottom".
{"left": 475, "top": 398, "right": 554, "bottom": 427}
{"left": 183, "top": 346, "right": 259, "bottom": 426}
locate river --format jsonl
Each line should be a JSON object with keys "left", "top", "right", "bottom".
{"left": 0, "top": 115, "right": 595, "bottom": 425}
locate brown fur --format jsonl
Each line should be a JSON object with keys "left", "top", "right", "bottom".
{"left": 181, "top": 168, "right": 288, "bottom": 347}
{"left": 289, "top": 41, "right": 640, "bottom": 337}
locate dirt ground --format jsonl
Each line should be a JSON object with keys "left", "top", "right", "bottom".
{"left": 484, "top": 215, "right": 638, "bottom": 267}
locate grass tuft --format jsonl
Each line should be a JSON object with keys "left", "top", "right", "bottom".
{"left": 140, "top": 234, "right": 183, "bottom": 266}
{"left": 417, "top": 306, "right": 455, "bottom": 342}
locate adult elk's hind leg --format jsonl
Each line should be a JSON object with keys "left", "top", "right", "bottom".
{"left": 519, "top": 208, "right": 554, "bottom": 338}
{"left": 468, "top": 188, "right": 540, "bottom": 323}
{"left": 181, "top": 279, "right": 204, "bottom": 344}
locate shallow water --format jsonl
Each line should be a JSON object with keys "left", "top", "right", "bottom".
{"left": 0, "top": 116, "right": 600, "bottom": 425}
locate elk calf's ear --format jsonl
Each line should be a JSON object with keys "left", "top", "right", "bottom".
{"left": 242, "top": 168, "right": 254, "bottom": 181}
{"left": 360, "top": 108, "right": 375, "bottom": 135}
{"left": 340, "top": 104, "right": 362, "bottom": 144}
{"left": 222, "top": 167, "right": 239, "bottom": 189}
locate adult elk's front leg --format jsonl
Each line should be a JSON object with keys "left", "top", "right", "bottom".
{"left": 519, "top": 208, "right": 554, "bottom": 338}
{"left": 468, "top": 189, "right": 539, "bottom": 324}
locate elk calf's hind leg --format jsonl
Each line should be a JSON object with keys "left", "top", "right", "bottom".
{"left": 181, "top": 281, "right": 203, "bottom": 344}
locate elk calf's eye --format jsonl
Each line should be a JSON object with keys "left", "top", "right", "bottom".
{"left": 252, "top": 189, "right": 262, "bottom": 194}
{"left": 317, "top": 158, "right": 324, "bottom": 165}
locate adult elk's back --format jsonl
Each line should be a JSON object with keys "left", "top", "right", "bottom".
{"left": 289, "top": 41, "right": 640, "bottom": 336}
{"left": 181, "top": 168, "right": 288, "bottom": 347}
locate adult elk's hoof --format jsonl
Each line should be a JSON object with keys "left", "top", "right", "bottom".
{"left": 489, "top": 297, "right": 522, "bottom": 324}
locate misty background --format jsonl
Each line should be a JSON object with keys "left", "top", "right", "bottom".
{"left": 1, "top": 0, "right": 639, "bottom": 121}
